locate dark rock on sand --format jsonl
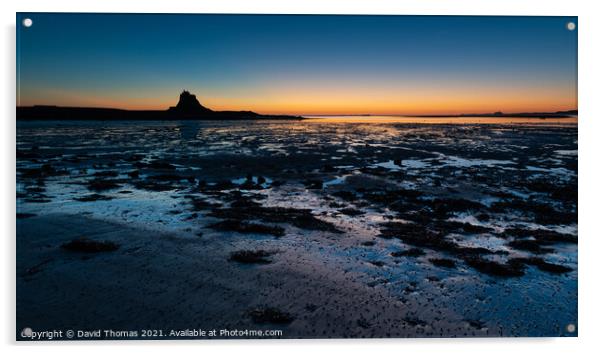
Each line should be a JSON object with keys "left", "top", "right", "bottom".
{"left": 74, "top": 193, "right": 114, "bottom": 202}
{"left": 144, "top": 160, "right": 176, "bottom": 170}
{"left": 429, "top": 198, "right": 487, "bottom": 218}
{"left": 391, "top": 248, "right": 426, "bottom": 257}
{"left": 61, "top": 238, "right": 120, "bottom": 253}
{"left": 147, "top": 174, "right": 190, "bottom": 182}
{"left": 364, "top": 189, "right": 423, "bottom": 205}
{"left": 466, "top": 319, "right": 487, "bottom": 330}
{"left": 229, "top": 198, "right": 262, "bottom": 209}
{"left": 380, "top": 222, "right": 457, "bottom": 252}
{"left": 187, "top": 197, "right": 222, "bottom": 211}
{"left": 229, "top": 250, "right": 275, "bottom": 264}
{"left": 429, "top": 258, "right": 456, "bottom": 268}
{"left": 503, "top": 227, "right": 577, "bottom": 244}
{"left": 271, "top": 180, "right": 285, "bottom": 187}
{"left": 24, "top": 197, "right": 52, "bottom": 203}
{"left": 203, "top": 180, "right": 235, "bottom": 191}
{"left": 303, "top": 179, "right": 323, "bottom": 189}
{"left": 426, "top": 275, "right": 440, "bottom": 282}
{"left": 332, "top": 191, "right": 357, "bottom": 201}
{"left": 247, "top": 307, "right": 294, "bottom": 324}
{"left": 368, "top": 260, "right": 385, "bottom": 267}
{"left": 404, "top": 317, "right": 428, "bottom": 327}
{"left": 238, "top": 179, "right": 265, "bottom": 190}
{"left": 491, "top": 200, "right": 576, "bottom": 225}
{"left": 123, "top": 153, "right": 144, "bottom": 162}
{"left": 476, "top": 213, "right": 491, "bottom": 222}
{"left": 463, "top": 256, "right": 525, "bottom": 277}
{"left": 20, "top": 164, "right": 67, "bottom": 179}
{"left": 523, "top": 179, "right": 577, "bottom": 204}
{"left": 357, "top": 318, "right": 372, "bottom": 329}
{"left": 433, "top": 220, "right": 493, "bottom": 234}
{"left": 209, "top": 220, "right": 285, "bottom": 237}
{"left": 510, "top": 257, "right": 573, "bottom": 274}
{"left": 87, "top": 179, "right": 121, "bottom": 192}
{"left": 321, "top": 164, "right": 337, "bottom": 172}
{"left": 133, "top": 180, "right": 178, "bottom": 192}
{"left": 381, "top": 222, "right": 496, "bottom": 254}
{"left": 339, "top": 208, "right": 364, "bottom": 216}
{"left": 93, "top": 170, "right": 119, "bottom": 177}
{"left": 16, "top": 148, "right": 41, "bottom": 159}
{"left": 210, "top": 206, "right": 343, "bottom": 233}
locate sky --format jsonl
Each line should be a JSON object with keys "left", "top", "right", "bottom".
{"left": 17, "top": 14, "right": 577, "bottom": 115}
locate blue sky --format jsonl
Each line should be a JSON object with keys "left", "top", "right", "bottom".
{"left": 17, "top": 14, "right": 577, "bottom": 114}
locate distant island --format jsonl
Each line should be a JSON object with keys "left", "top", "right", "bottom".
{"left": 16, "top": 90, "right": 303, "bottom": 121}
{"left": 416, "top": 110, "right": 578, "bottom": 119}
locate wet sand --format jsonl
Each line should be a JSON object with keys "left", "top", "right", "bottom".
{"left": 17, "top": 213, "right": 472, "bottom": 338}
{"left": 16, "top": 119, "right": 577, "bottom": 338}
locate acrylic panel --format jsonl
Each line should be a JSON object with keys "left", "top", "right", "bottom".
{"left": 16, "top": 13, "right": 578, "bottom": 340}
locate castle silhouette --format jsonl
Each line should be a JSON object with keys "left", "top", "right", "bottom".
{"left": 168, "top": 90, "right": 213, "bottom": 115}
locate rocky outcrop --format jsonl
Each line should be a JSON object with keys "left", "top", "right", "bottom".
{"left": 167, "top": 90, "right": 213, "bottom": 115}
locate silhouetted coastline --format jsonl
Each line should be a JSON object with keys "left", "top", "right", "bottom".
{"left": 17, "top": 91, "right": 576, "bottom": 121}
{"left": 416, "top": 110, "right": 578, "bottom": 119}
{"left": 17, "top": 91, "right": 303, "bottom": 121}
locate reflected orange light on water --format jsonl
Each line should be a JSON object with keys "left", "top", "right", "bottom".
{"left": 303, "top": 116, "right": 578, "bottom": 124}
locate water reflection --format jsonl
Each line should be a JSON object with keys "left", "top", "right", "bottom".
{"left": 304, "top": 115, "right": 578, "bottom": 124}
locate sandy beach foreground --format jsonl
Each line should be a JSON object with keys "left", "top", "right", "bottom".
{"left": 18, "top": 213, "right": 472, "bottom": 339}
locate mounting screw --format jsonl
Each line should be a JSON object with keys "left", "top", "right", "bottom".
{"left": 566, "top": 22, "right": 576, "bottom": 31}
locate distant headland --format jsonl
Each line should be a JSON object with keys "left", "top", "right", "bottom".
{"left": 415, "top": 110, "right": 578, "bottom": 119}
{"left": 16, "top": 90, "right": 303, "bottom": 121}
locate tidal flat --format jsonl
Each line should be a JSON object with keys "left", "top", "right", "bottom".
{"left": 16, "top": 119, "right": 577, "bottom": 338}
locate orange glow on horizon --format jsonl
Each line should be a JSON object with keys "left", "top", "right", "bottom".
{"left": 18, "top": 84, "right": 577, "bottom": 116}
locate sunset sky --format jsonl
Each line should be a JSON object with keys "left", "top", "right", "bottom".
{"left": 17, "top": 14, "right": 577, "bottom": 115}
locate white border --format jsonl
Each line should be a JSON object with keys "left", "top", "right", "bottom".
{"left": 2, "top": 1, "right": 601, "bottom": 353}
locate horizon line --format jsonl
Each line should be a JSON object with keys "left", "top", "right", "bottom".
{"left": 16, "top": 104, "right": 578, "bottom": 117}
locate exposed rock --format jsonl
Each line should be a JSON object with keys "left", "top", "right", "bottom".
{"left": 229, "top": 250, "right": 275, "bottom": 264}
{"left": 510, "top": 257, "right": 573, "bottom": 274}
{"left": 210, "top": 206, "right": 343, "bottom": 234}
{"left": 87, "top": 179, "right": 121, "bottom": 192}
{"left": 391, "top": 248, "right": 425, "bottom": 257}
{"left": 247, "top": 307, "right": 294, "bottom": 324}
{"left": 61, "top": 238, "right": 120, "bottom": 253}
{"left": 74, "top": 193, "right": 114, "bottom": 202}
{"left": 463, "top": 256, "right": 525, "bottom": 277}
{"left": 429, "top": 258, "right": 456, "bottom": 268}
{"left": 209, "top": 220, "right": 285, "bottom": 237}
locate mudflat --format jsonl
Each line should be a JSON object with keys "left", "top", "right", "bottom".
{"left": 16, "top": 119, "right": 577, "bottom": 338}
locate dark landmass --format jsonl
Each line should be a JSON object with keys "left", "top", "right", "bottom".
{"left": 17, "top": 90, "right": 303, "bottom": 121}
{"left": 417, "top": 110, "right": 578, "bottom": 119}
